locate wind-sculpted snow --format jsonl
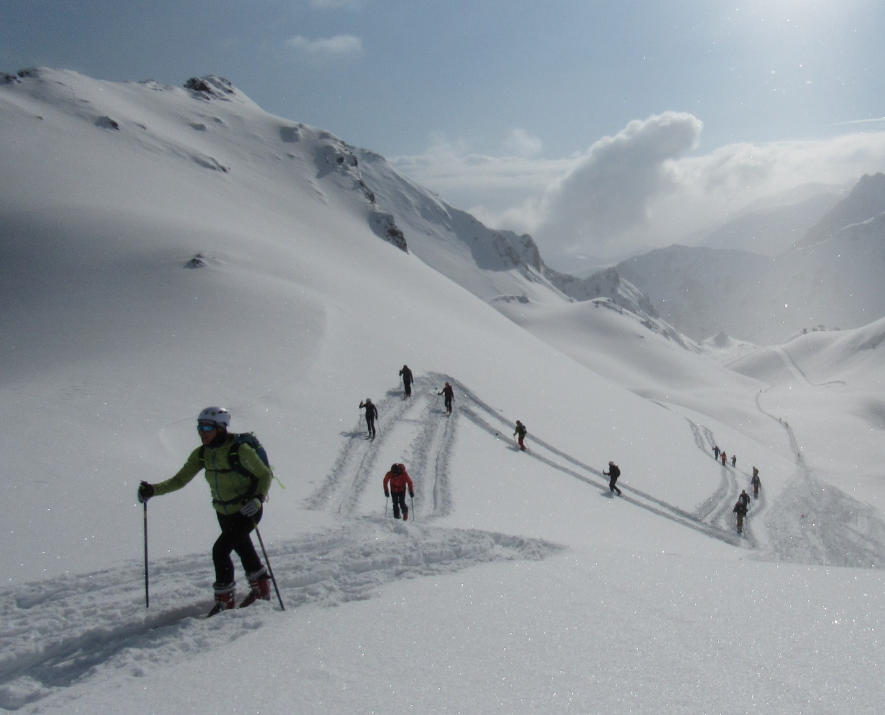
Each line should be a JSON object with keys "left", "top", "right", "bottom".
{"left": 0, "top": 519, "right": 561, "bottom": 711}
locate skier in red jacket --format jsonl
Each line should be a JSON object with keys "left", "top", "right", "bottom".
{"left": 383, "top": 463, "right": 415, "bottom": 520}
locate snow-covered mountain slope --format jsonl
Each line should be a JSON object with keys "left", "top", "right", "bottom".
{"left": 795, "top": 172, "right": 885, "bottom": 249}
{"left": 615, "top": 218, "right": 885, "bottom": 344}
{"left": 599, "top": 173, "right": 885, "bottom": 345}
{"left": 726, "top": 317, "right": 885, "bottom": 515}
{"left": 3, "top": 68, "right": 885, "bottom": 715}
{"left": 0, "top": 67, "right": 745, "bottom": 582}
{"left": 693, "top": 187, "right": 843, "bottom": 255}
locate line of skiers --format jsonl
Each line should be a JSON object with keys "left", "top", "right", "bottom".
{"left": 732, "top": 468, "right": 763, "bottom": 535}
{"left": 358, "top": 368, "right": 453, "bottom": 441}
{"left": 136, "top": 375, "right": 626, "bottom": 615}
{"left": 712, "top": 445, "right": 737, "bottom": 468}
{"left": 713, "top": 446, "right": 766, "bottom": 535}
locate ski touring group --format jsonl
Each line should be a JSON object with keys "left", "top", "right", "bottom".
{"left": 134, "top": 368, "right": 559, "bottom": 617}
{"left": 712, "top": 444, "right": 763, "bottom": 535}
{"left": 134, "top": 368, "right": 762, "bottom": 618}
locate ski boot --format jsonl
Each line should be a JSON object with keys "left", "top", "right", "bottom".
{"left": 239, "top": 568, "right": 272, "bottom": 608}
{"left": 207, "top": 582, "right": 236, "bottom": 617}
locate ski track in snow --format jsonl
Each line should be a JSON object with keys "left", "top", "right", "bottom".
{"left": 5, "top": 374, "right": 885, "bottom": 710}
{"left": 0, "top": 518, "right": 561, "bottom": 711}
{"left": 310, "top": 374, "right": 746, "bottom": 547}
{"left": 755, "top": 387, "right": 885, "bottom": 568}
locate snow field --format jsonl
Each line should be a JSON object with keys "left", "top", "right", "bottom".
{"left": 4, "top": 69, "right": 885, "bottom": 714}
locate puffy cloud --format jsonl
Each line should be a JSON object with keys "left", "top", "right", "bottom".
{"left": 285, "top": 34, "right": 362, "bottom": 56}
{"left": 532, "top": 112, "right": 703, "bottom": 256}
{"left": 392, "top": 119, "right": 885, "bottom": 261}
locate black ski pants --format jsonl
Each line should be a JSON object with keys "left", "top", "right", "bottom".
{"left": 391, "top": 491, "right": 409, "bottom": 519}
{"left": 213, "top": 509, "right": 263, "bottom": 587}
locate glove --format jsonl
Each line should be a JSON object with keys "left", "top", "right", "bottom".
{"left": 384, "top": 491, "right": 390, "bottom": 498}
{"left": 409, "top": 492, "right": 415, "bottom": 498}
{"left": 240, "top": 496, "right": 263, "bottom": 518}
{"left": 137, "top": 481, "right": 155, "bottom": 503}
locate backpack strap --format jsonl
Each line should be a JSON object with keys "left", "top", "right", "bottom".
{"left": 199, "top": 435, "right": 260, "bottom": 506}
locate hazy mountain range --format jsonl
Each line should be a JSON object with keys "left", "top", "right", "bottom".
{"left": 603, "top": 172, "right": 885, "bottom": 345}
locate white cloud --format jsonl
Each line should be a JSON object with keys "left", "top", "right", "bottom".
{"left": 532, "top": 112, "right": 702, "bottom": 256}
{"left": 503, "top": 128, "right": 543, "bottom": 158}
{"left": 390, "top": 131, "right": 566, "bottom": 222}
{"left": 393, "top": 118, "right": 885, "bottom": 262}
{"left": 285, "top": 34, "right": 363, "bottom": 56}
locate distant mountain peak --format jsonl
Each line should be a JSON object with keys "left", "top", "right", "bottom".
{"left": 796, "top": 172, "right": 885, "bottom": 249}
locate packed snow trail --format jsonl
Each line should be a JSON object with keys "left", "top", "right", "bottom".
{"left": 458, "top": 392, "right": 744, "bottom": 546}
{"left": 312, "top": 373, "right": 742, "bottom": 545}
{"left": 0, "top": 518, "right": 561, "bottom": 711}
{"left": 316, "top": 370, "right": 885, "bottom": 561}
{"left": 305, "top": 375, "right": 456, "bottom": 518}
{"left": 755, "top": 388, "right": 885, "bottom": 567}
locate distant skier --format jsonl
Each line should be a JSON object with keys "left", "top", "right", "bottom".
{"left": 513, "top": 420, "right": 527, "bottom": 451}
{"left": 751, "top": 468, "right": 762, "bottom": 499}
{"left": 733, "top": 498, "right": 748, "bottom": 534}
{"left": 359, "top": 398, "right": 378, "bottom": 438}
{"left": 603, "top": 461, "right": 622, "bottom": 496}
{"left": 713, "top": 446, "right": 721, "bottom": 461}
{"left": 399, "top": 365, "right": 414, "bottom": 398}
{"left": 438, "top": 382, "right": 454, "bottom": 415}
{"left": 720, "top": 451, "right": 727, "bottom": 466}
{"left": 137, "top": 407, "right": 274, "bottom": 616}
{"left": 731, "top": 454, "right": 737, "bottom": 468}
{"left": 383, "top": 463, "right": 415, "bottom": 520}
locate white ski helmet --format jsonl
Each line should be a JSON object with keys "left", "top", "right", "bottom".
{"left": 198, "top": 406, "right": 231, "bottom": 428}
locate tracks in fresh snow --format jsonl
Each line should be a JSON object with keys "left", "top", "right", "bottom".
{"left": 0, "top": 519, "right": 561, "bottom": 711}
{"left": 308, "top": 373, "right": 743, "bottom": 546}
{"left": 755, "top": 387, "right": 885, "bottom": 568}
{"left": 9, "top": 372, "right": 881, "bottom": 709}
{"left": 305, "top": 374, "right": 456, "bottom": 518}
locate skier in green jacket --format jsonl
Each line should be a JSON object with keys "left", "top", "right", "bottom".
{"left": 138, "top": 406, "right": 274, "bottom": 616}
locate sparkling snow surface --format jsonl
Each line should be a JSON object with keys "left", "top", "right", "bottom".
{"left": 2, "top": 69, "right": 885, "bottom": 714}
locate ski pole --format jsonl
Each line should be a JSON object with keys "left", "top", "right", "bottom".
{"left": 143, "top": 500, "right": 150, "bottom": 609}
{"left": 410, "top": 495, "right": 415, "bottom": 522}
{"left": 385, "top": 496, "right": 389, "bottom": 516}
{"left": 254, "top": 526, "right": 285, "bottom": 611}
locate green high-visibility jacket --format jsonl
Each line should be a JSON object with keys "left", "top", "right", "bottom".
{"left": 153, "top": 435, "right": 273, "bottom": 515}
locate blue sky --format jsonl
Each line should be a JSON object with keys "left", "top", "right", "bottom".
{"left": 4, "top": 0, "right": 885, "bottom": 260}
